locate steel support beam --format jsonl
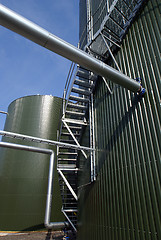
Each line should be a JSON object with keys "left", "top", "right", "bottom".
{"left": 62, "top": 208, "right": 77, "bottom": 232}
{"left": 62, "top": 120, "right": 87, "bottom": 159}
{"left": 58, "top": 169, "right": 78, "bottom": 201}
{"left": 101, "top": 33, "right": 121, "bottom": 71}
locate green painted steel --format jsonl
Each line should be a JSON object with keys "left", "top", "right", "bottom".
{"left": 79, "top": 0, "right": 87, "bottom": 49}
{"left": 78, "top": 1, "right": 161, "bottom": 239}
{"left": 0, "top": 95, "right": 64, "bottom": 231}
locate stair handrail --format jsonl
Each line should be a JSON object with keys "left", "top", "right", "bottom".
{"left": 59, "top": 62, "right": 78, "bottom": 141}
{"left": 63, "top": 62, "right": 76, "bottom": 100}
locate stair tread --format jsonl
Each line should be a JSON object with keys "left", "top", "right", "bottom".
{"left": 74, "top": 79, "right": 94, "bottom": 88}
{"left": 60, "top": 139, "right": 76, "bottom": 143}
{"left": 62, "top": 118, "right": 87, "bottom": 125}
{"left": 72, "top": 87, "right": 91, "bottom": 96}
{"left": 69, "top": 95, "right": 89, "bottom": 102}
{"left": 62, "top": 209, "right": 78, "bottom": 212}
{"left": 61, "top": 132, "right": 80, "bottom": 137}
{"left": 58, "top": 158, "right": 77, "bottom": 161}
{"left": 63, "top": 125, "right": 82, "bottom": 130}
{"left": 67, "top": 102, "right": 87, "bottom": 110}
{"left": 77, "top": 70, "right": 89, "bottom": 79}
{"left": 58, "top": 152, "right": 78, "bottom": 155}
{"left": 65, "top": 110, "right": 85, "bottom": 116}
{"left": 57, "top": 164, "right": 77, "bottom": 168}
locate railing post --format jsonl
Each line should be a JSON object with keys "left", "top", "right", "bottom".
{"left": 63, "top": 89, "right": 66, "bottom": 118}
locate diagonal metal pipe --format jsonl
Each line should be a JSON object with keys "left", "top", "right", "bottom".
{"left": 0, "top": 4, "right": 142, "bottom": 92}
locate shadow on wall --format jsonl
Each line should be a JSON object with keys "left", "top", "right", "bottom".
{"left": 96, "top": 92, "right": 144, "bottom": 174}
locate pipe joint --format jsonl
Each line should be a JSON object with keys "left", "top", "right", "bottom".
{"left": 136, "top": 77, "right": 146, "bottom": 98}
{"left": 138, "top": 87, "right": 146, "bottom": 97}
{"left": 44, "top": 221, "right": 69, "bottom": 230}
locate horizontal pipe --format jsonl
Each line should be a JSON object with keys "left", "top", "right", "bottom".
{"left": 0, "top": 4, "right": 141, "bottom": 92}
{"left": 0, "top": 111, "right": 8, "bottom": 115}
{"left": 0, "top": 130, "right": 93, "bottom": 151}
{"left": 0, "top": 142, "right": 68, "bottom": 230}
{"left": 0, "top": 141, "right": 52, "bottom": 154}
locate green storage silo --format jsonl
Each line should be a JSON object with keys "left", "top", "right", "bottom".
{"left": 0, "top": 95, "right": 64, "bottom": 231}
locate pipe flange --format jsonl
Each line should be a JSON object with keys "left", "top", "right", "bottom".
{"left": 138, "top": 87, "right": 146, "bottom": 97}
{"left": 136, "top": 77, "right": 146, "bottom": 98}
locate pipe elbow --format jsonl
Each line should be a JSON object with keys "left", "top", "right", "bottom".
{"left": 44, "top": 221, "right": 69, "bottom": 230}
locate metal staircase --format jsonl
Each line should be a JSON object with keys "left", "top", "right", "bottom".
{"left": 80, "top": 0, "right": 145, "bottom": 60}
{"left": 57, "top": 0, "right": 146, "bottom": 233}
{"left": 57, "top": 64, "right": 96, "bottom": 232}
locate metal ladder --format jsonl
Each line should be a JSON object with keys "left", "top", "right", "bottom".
{"left": 57, "top": 64, "right": 96, "bottom": 232}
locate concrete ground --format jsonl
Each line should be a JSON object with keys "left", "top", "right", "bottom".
{"left": 0, "top": 231, "right": 67, "bottom": 240}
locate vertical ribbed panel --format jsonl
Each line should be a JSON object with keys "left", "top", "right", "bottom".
{"left": 79, "top": 0, "right": 87, "bottom": 48}
{"left": 78, "top": 1, "right": 161, "bottom": 239}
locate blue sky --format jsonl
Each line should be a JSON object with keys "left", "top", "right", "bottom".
{"left": 0, "top": 0, "right": 79, "bottom": 130}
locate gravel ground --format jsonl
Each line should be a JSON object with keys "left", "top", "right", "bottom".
{"left": 0, "top": 231, "right": 66, "bottom": 240}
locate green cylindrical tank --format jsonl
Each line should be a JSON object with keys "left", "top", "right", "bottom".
{"left": 0, "top": 95, "right": 64, "bottom": 231}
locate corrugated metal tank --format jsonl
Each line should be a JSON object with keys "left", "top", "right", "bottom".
{"left": 0, "top": 95, "right": 64, "bottom": 231}
{"left": 78, "top": 0, "right": 161, "bottom": 239}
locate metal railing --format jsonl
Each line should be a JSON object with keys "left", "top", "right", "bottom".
{"left": 62, "top": 63, "right": 77, "bottom": 117}
{"left": 0, "top": 130, "right": 93, "bottom": 152}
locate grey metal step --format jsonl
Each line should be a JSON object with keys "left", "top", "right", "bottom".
{"left": 62, "top": 206, "right": 77, "bottom": 211}
{"left": 65, "top": 110, "right": 85, "bottom": 117}
{"left": 61, "top": 132, "right": 71, "bottom": 136}
{"left": 62, "top": 203, "right": 77, "bottom": 207}
{"left": 63, "top": 125, "right": 82, "bottom": 130}
{"left": 60, "top": 191, "right": 77, "bottom": 196}
{"left": 63, "top": 209, "right": 78, "bottom": 212}
{"left": 62, "top": 198, "right": 77, "bottom": 202}
{"left": 58, "top": 158, "right": 77, "bottom": 162}
{"left": 61, "top": 200, "right": 77, "bottom": 205}
{"left": 58, "top": 145, "right": 79, "bottom": 151}
{"left": 76, "top": 70, "right": 89, "bottom": 79}
{"left": 69, "top": 95, "right": 89, "bottom": 102}
{"left": 60, "top": 139, "right": 76, "bottom": 143}
{"left": 57, "top": 164, "right": 77, "bottom": 169}
{"left": 67, "top": 102, "right": 87, "bottom": 110}
{"left": 58, "top": 152, "right": 77, "bottom": 156}
{"left": 61, "top": 132, "right": 80, "bottom": 137}
{"left": 62, "top": 118, "right": 87, "bottom": 125}
{"left": 59, "top": 181, "right": 77, "bottom": 187}
{"left": 57, "top": 168, "right": 79, "bottom": 172}
{"left": 74, "top": 79, "right": 93, "bottom": 88}
{"left": 62, "top": 124, "right": 82, "bottom": 131}
{"left": 71, "top": 87, "right": 91, "bottom": 96}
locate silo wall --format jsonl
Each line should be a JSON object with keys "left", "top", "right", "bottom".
{"left": 0, "top": 95, "right": 64, "bottom": 231}
{"left": 78, "top": 1, "right": 161, "bottom": 240}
